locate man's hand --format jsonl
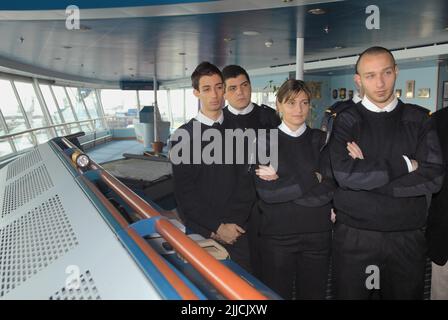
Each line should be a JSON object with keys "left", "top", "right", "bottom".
{"left": 410, "top": 159, "right": 419, "bottom": 172}
{"left": 255, "top": 165, "right": 279, "bottom": 181}
{"left": 347, "top": 142, "right": 364, "bottom": 160}
{"left": 214, "top": 223, "right": 245, "bottom": 245}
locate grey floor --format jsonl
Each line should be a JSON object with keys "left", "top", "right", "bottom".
{"left": 87, "top": 140, "right": 147, "bottom": 164}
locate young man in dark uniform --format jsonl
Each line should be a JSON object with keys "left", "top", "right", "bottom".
{"left": 329, "top": 47, "right": 444, "bottom": 299}
{"left": 426, "top": 106, "right": 448, "bottom": 299}
{"left": 222, "top": 65, "right": 281, "bottom": 130}
{"left": 221, "top": 65, "right": 281, "bottom": 276}
{"left": 170, "top": 62, "right": 254, "bottom": 273}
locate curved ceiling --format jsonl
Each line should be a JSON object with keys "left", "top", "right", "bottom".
{"left": 0, "top": 0, "right": 447, "bottom": 86}
{"left": 0, "top": 1, "right": 214, "bottom": 10}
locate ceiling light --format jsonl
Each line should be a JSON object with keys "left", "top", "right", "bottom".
{"left": 54, "top": 57, "right": 61, "bottom": 61}
{"left": 178, "top": 52, "right": 186, "bottom": 55}
{"left": 308, "top": 8, "right": 326, "bottom": 15}
{"left": 243, "top": 31, "right": 260, "bottom": 36}
{"left": 334, "top": 46, "right": 343, "bottom": 49}
{"left": 445, "top": 26, "right": 448, "bottom": 31}
{"left": 63, "top": 45, "right": 72, "bottom": 49}
{"left": 223, "top": 37, "right": 235, "bottom": 42}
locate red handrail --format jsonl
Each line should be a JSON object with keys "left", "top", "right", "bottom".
{"left": 98, "top": 169, "right": 268, "bottom": 300}
{"left": 58, "top": 138, "right": 267, "bottom": 300}
{"left": 81, "top": 176, "right": 200, "bottom": 300}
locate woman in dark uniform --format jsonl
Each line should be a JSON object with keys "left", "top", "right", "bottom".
{"left": 254, "top": 79, "right": 335, "bottom": 299}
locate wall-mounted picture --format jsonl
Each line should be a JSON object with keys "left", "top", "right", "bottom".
{"left": 406, "top": 80, "right": 415, "bottom": 98}
{"left": 348, "top": 90, "right": 354, "bottom": 100}
{"left": 332, "top": 89, "right": 338, "bottom": 99}
{"left": 305, "top": 81, "right": 322, "bottom": 99}
{"left": 395, "top": 89, "right": 402, "bottom": 98}
{"left": 443, "top": 81, "right": 448, "bottom": 99}
{"left": 339, "top": 88, "right": 346, "bottom": 100}
{"left": 417, "top": 88, "right": 430, "bottom": 98}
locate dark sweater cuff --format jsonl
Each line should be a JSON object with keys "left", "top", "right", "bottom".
{"left": 198, "top": 218, "right": 221, "bottom": 235}
{"left": 186, "top": 219, "right": 221, "bottom": 238}
{"left": 387, "top": 156, "right": 409, "bottom": 180}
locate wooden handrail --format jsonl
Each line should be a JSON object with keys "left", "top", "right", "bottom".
{"left": 81, "top": 176, "right": 200, "bottom": 300}
{"left": 98, "top": 169, "right": 268, "bottom": 300}
{"left": 59, "top": 137, "right": 267, "bottom": 300}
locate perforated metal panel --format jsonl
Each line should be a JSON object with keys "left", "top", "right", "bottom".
{"left": 2, "top": 164, "right": 54, "bottom": 219}
{"left": 0, "top": 142, "right": 163, "bottom": 300}
{"left": 49, "top": 270, "right": 101, "bottom": 300}
{"left": 6, "top": 149, "right": 42, "bottom": 181}
{"left": 0, "top": 194, "right": 78, "bottom": 298}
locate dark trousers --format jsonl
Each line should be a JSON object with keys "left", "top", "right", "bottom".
{"left": 259, "top": 231, "right": 331, "bottom": 300}
{"left": 223, "top": 233, "right": 253, "bottom": 274}
{"left": 248, "top": 205, "right": 262, "bottom": 278}
{"left": 332, "top": 222, "right": 427, "bottom": 300}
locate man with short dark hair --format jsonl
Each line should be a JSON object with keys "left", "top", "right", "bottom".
{"left": 222, "top": 64, "right": 281, "bottom": 276}
{"left": 170, "top": 62, "right": 254, "bottom": 272}
{"left": 222, "top": 65, "right": 281, "bottom": 130}
{"left": 329, "top": 46, "right": 444, "bottom": 299}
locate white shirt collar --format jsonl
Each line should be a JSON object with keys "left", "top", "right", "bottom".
{"left": 226, "top": 102, "right": 254, "bottom": 115}
{"left": 352, "top": 93, "right": 363, "bottom": 104}
{"left": 361, "top": 95, "right": 398, "bottom": 113}
{"left": 195, "top": 110, "right": 224, "bottom": 126}
{"left": 278, "top": 121, "right": 307, "bottom": 137}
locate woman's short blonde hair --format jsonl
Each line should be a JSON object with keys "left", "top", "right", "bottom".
{"left": 276, "top": 79, "right": 311, "bottom": 104}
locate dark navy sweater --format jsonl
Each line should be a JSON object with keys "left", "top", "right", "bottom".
{"left": 329, "top": 100, "right": 444, "bottom": 231}
{"left": 255, "top": 127, "right": 335, "bottom": 235}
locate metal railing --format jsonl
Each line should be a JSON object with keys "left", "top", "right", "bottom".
{"left": 0, "top": 117, "right": 107, "bottom": 140}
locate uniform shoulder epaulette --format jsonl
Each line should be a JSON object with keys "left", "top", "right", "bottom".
{"left": 331, "top": 101, "right": 354, "bottom": 118}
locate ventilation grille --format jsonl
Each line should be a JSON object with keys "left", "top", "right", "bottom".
{"left": 49, "top": 270, "right": 101, "bottom": 300}
{"left": 6, "top": 149, "right": 43, "bottom": 181}
{"left": 2, "top": 164, "right": 54, "bottom": 219}
{"left": 0, "top": 195, "right": 78, "bottom": 298}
